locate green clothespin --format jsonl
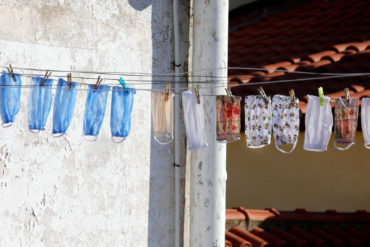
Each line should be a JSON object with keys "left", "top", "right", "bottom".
{"left": 118, "top": 77, "right": 129, "bottom": 89}
{"left": 318, "top": 87, "right": 324, "bottom": 107}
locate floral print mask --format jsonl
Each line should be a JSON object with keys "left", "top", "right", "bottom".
{"left": 334, "top": 98, "right": 359, "bottom": 150}
{"left": 272, "top": 95, "right": 300, "bottom": 154}
{"left": 216, "top": 95, "right": 241, "bottom": 142}
{"left": 245, "top": 95, "right": 272, "bottom": 148}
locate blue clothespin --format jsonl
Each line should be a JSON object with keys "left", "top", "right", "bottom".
{"left": 118, "top": 77, "right": 129, "bottom": 89}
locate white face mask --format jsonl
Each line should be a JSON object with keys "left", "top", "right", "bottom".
{"left": 244, "top": 95, "right": 272, "bottom": 148}
{"left": 272, "top": 95, "right": 300, "bottom": 154}
{"left": 304, "top": 95, "right": 333, "bottom": 152}
{"left": 182, "top": 91, "right": 208, "bottom": 151}
{"left": 361, "top": 98, "right": 370, "bottom": 149}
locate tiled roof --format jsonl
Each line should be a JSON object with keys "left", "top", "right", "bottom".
{"left": 228, "top": 0, "right": 370, "bottom": 113}
{"left": 226, "top": 207, "right": 370, "bottom": 247}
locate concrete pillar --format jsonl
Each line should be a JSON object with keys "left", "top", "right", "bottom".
{"left": 188, "top": 0, "right": 229, "bottom": 246}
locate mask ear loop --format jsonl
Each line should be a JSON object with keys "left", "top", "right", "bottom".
{"left": 334, "top": 141, "right": 355, "bottom": 151}
{"left": 364, "top": 143, "right": 370, "bottom": 149}
{"left": 275, "top": 138, "right": 298, "bottom": 154}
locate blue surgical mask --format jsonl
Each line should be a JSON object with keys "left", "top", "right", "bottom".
{"left": 52, "top": 78, "right": 78, "bottom": 137}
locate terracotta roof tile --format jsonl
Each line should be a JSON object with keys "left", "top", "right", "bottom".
{"left": 230, "top": 227, "right": 268, "bottom": 247}
{"left": 251, "top": 227, "right": 289, "bottom": 247}
{"left": 225, "top": 208, "right": 370, "bottom": 247}
{"left": 226, "top": 231, "right": 253, "bottom": 247}
{"left": 228, "top": 0, "right": 370, "bottom": 117}
{"left": 270, "top": 227, "right": 309, "bottom": 247}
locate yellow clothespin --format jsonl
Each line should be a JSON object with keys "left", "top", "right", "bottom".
{"left": 318, "top": 87, "right": 324, "bottom": 107}
{"left": 67, "top": 73, "right": 72, "bottom": 90}
{"left": 194, "top": 86, "right": 200, "bottom": 104}
{"left": 6, "top": 64, "right": 16, "bottom": 82}
{"left": 94, "top": 76, "right": 103, "bottom": 90}
{"left": 41, "top": 70, "right": 52, "bottom": 86}
{"left": 289, "top": 89, "right": 295, "bottom": 106}
{"left": 344, "top": 88, "right": 350, "bottom": 102}
{"left": 163, "top": 84, "right": 171, "bottom": 101}
{"left": 258, "top": 86, "right": 269, "bottom": 104}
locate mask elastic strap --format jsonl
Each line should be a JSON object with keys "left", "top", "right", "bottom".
{"left": 334, "top": 141, "right": 355, "bottom": 151}
{"left": 275, "top": 138, "right": 298, "bottom": 154}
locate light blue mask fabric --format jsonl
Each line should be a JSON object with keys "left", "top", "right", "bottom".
{"left": 28, "top": 77, "right": 54, "bottom": 132}
{"left": 52, "top": 78, "right": 78, "bottom": 137}
{"left": 83, "top": 84, "right": 110, "bottom": 141}
{"left": 110, "top": 87, "right": 135, "bottom": 143}
{"left": 0, "top": 73, "right": 22, "bottom": 127}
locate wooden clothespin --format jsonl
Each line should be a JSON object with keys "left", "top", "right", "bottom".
{"left": 225, "top": 86, "right": 234, "bottom": 103}
{"left": 163, "top": 84, "right": 171, "bottom": 101}
{"left": 289, "top": 89, "right": 295, "bottom": 106}
{"left": 94, "top": 76, "right": 103, "bottom": 90}
{"left": 41, "top": 70, "right": 52, "bottom": 86}
{"left": 6, "top": 64, "right": 16, "bottom": 82}
{"left": 194, "top": 86, "right": 200, "bottom": 104}
{"left": 258, "top": 86, "right": 269, "bottom": 104}
{"left": 318, "top": 87, "right": 324, "bottom": 107}
{"left": 67, "top": 73, "right": 72, "bottom": 90}
{"left": 344, "top": 88, "right": 350, "bottom": 101}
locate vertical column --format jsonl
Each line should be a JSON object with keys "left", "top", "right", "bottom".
{"left": 188, "top": 0, "right": 229, "bottom": 246}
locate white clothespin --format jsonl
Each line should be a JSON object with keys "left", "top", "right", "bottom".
{"left": 258, "top": 86, "right": 269, "bottom": 104}
{"left": 344, "top": 88, "right": 350, "bottom": 102}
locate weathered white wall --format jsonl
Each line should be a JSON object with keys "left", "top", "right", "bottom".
{"left": 0, "top": 1, "right": 188, "bottom": 246}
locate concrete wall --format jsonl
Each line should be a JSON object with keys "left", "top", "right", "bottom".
{"left": 0, "top": 1, "right": 188, "bottom": 246}
{"left": 227, "top": 132, "right": 370, "bottom": 212}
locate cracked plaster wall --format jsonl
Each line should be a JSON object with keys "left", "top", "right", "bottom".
{"left": 0, "top": 1, "right": 183, "bottom": 246}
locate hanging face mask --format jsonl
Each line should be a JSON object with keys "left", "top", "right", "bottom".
{"left": 83, "top": 84, "right": 110, "bottom": 141}
{"left": 244, "top": 95, "right": 272, "bottom": 148}
{"left": 304, "top": 95, "right": 333, "bottom": 152}
{"left": 52, "top": 78, "right": 77, "bottom": 137}
{"left": 334, "top": 98, "right": 359, "bottom": 150}
{"left": 0, "top": 72, "right": 22, "bottom": 127}
{"left": 28, "top": 77, "right": 54, "bottom": 133}
{"left": 272, "top": 95, "right": 300, "bottom": 154}
{"left": 110, "top": 87, "right": 135, "bottom": 143}
{"left": 216, "top": 95, "right": 241, "bottom": 143}
{"left": 152, "top": 90, "right": 174, "bottom": 145}
{"left": 182, "top": 91, "right": 208, "bottom": 151}
{"left": 362, "top": 98, "right": 370, "bottom": 149}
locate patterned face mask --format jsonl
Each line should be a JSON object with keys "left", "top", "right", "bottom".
{"left": 152, "top": 90, "right": 174, "bottom": 145}
{"left": 28, "top": 77, "right": 54, "bottom": 133}
{"left": 334, "top": 98, "right": 359, "bottom": 150}
{"left": 362, "top": 98, "right": 370, "bottom": 149}
{"left": 216, "top": 95, "right": 241, "bottom": 143}
{"left": 272, "top": 95, "right": 300, "bottom": 154}
{"left": 0, "top": 73, "right": 22, "bottom": 127}
{"left": 244, "top": 95, "right": 272, "bottom": 148}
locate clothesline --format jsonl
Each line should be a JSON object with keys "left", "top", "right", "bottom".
{"left": 2, "top": 71, "right": 369, "bottom": 88}
{"left": 2, "top": 65, "right": 370, "bottom": 78}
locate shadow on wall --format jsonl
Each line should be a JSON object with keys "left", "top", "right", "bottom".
{"left": 129, "top": 1, "right": 178, "bottom": 246}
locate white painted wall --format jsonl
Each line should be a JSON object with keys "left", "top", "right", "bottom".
{"left": 0, "top": 1, "right": 188, "bottom": 246}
